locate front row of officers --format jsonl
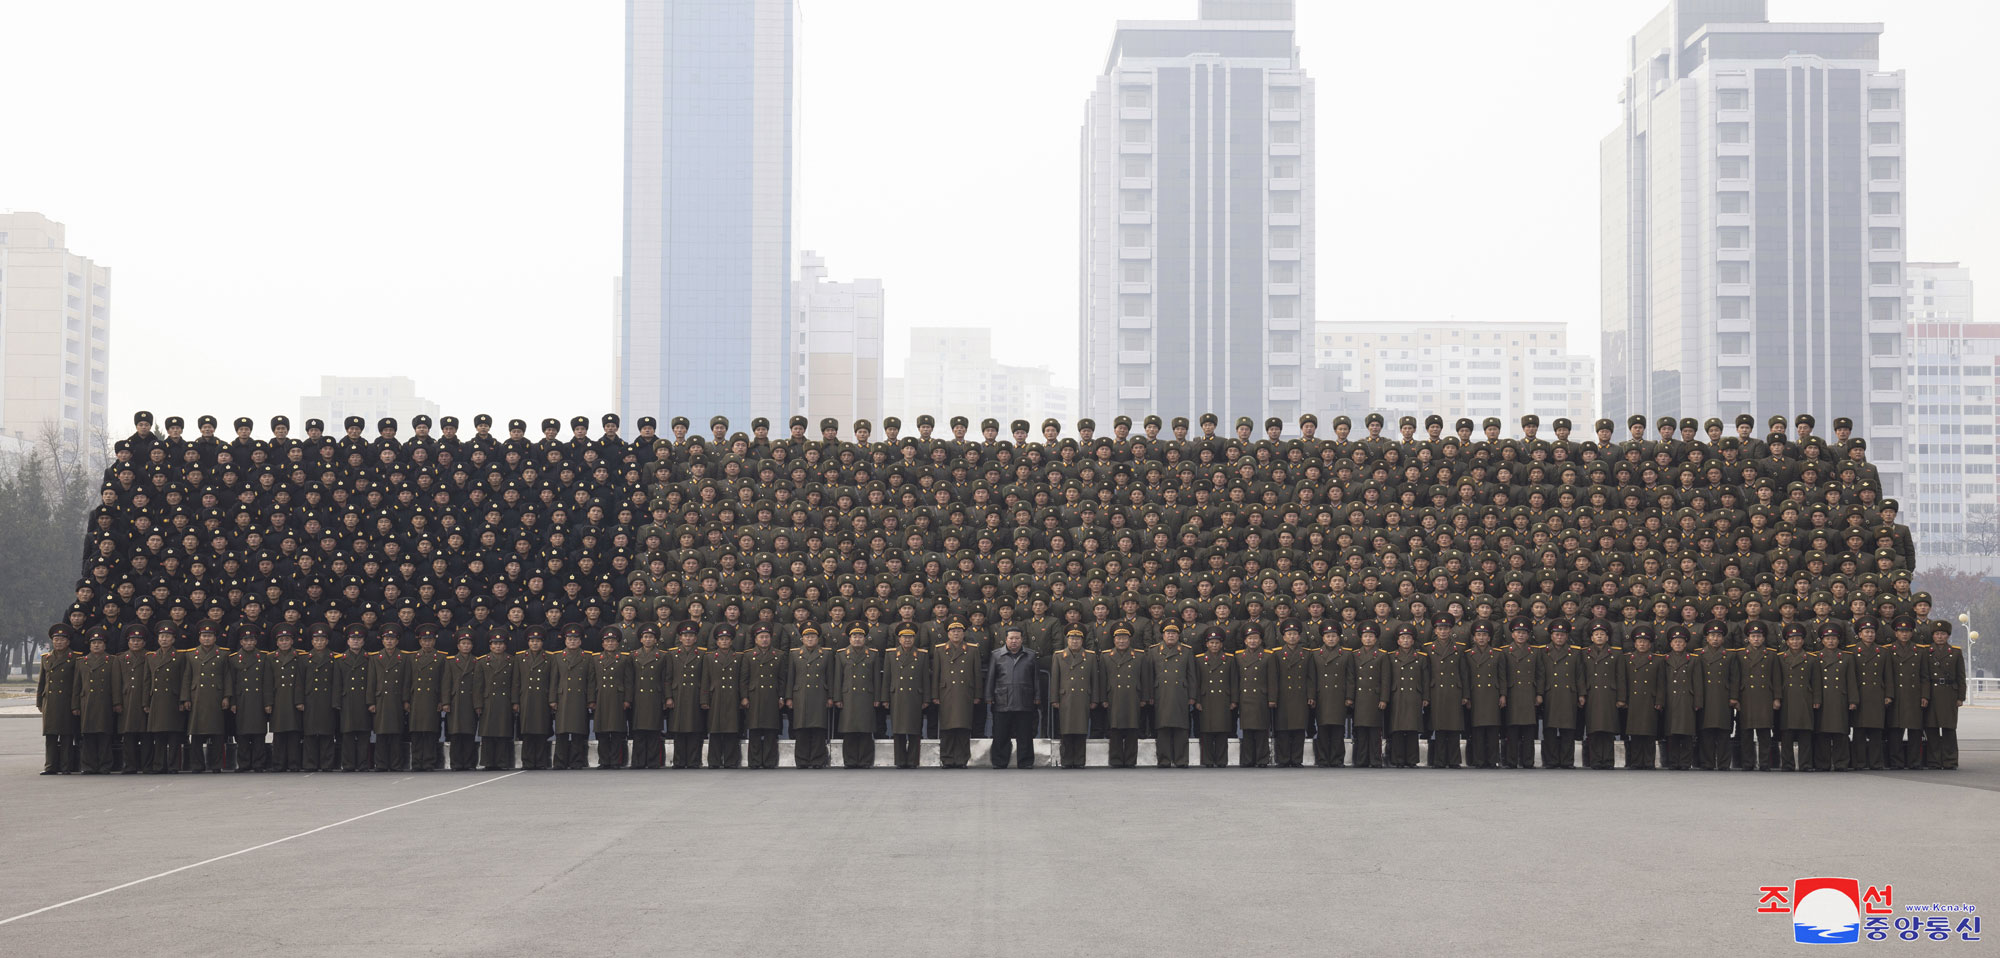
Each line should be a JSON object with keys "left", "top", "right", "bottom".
{"left": 36, "top": 613, "right": 1968, "bottom": 774}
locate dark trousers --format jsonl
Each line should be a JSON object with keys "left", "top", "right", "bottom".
{"left": 552, "top": 733, "right": 586, "bottom": 769}
{"left": 707, "top": 733, "right": 742, "bottom": 768}
{"left": 631, "top": 730, "right": 665, "bottom": 768}
{"left": 271, "top": 731, "right": 303, "bottom": 770}
{"left": 1926, "top": 727, "right": 1958, "bottom": 769}
{"left": 842, "top": 733, "right": 876, "bottom": 768}
{"left": 43, "top": 734, "right": 77, "bottom": 773}
{"left": 1887, "top": 727, "right": 1921, "bottom": 769}
{"left": 373, "top": 733, "right": 407, "bottom": 771}
{"left": 150, "top": 732, "right": 186, "bottom": 773}
{"left": 1106, "top": 729, "right": 1138, "bottom": 767}
{"left": 1814, "top": 731, "right": 1851, "bottom": 771}
{"left": 408, "top": 732, "right": 440, "bottom": 771}
{"left": 1850, "top": 727, "right": 1884, "bottom": 769}
{"left": 1697, "top": 728, "right": 1730, "bottom": 769}
{"left": 1504, "top": 725, "right": 1537, "bottom": 768}
{"left": 191, "top": 734, "right": 226, "bottom": 771}
{"left": 1466, "top": 727, "right": 1499, "bottom": 768}
{"left": 1735, "top": 726, "right": 1777, "bottom": 770}
{"left": 1583, "top": 731, "right": 1615, "bottom": 769}
{"left": 1058, "top": 733, "right": 1087, "bottom": 768}
{"left": 1541, "top": 727, "right": 1575, "bottom": 768}
{"left": 1428, "top": 731, "right": 1462, "bottom": 768}
{"left": 1624, "top": 734, "right": 1656, "bottom": 769}
{"left": 480, "top": 734, "right": 515, "bottom": 770}
{"left": 672, "top": 733, "right": 704, "bottom": 768}
{"left": 938, "top": 728, "right": 971, "bottom": 767}
{"left": 1664, "top": 734, "right": 1695, "bottom": 768}
{"left": 746, "top": 730, "right": 778, "bottom": 769}
{"left": 1198, "top": 732, "right": 1230, "bottom": 767}
{"left": 1273, "top": 729, "right": 1306, "bottom": 767}
{"left": 1777, "top": 729, "right": 1810, "bottom": 770}
{"left": 79, "top": 732, "right": 111, "bottom": 773}
{"left": 1314, "top": 724, "right": 1346, "bottom": 767}
{"left": 892, "top": 733, "right": 921, "bottom": 768}
{"left": 305, "top": 734, "right": 336, "bottom": 771}
{"left": 990, "top": 710, "right": 1035, "bottom": 768}
{"left": 597, "top": 731, "right": 629, "bottom": 768}
{"left": 1239, "top": 730, "right": 1271, "bottom": 767}
{"left": 447, "top": 733, "right": 478, "bottom": 770}
{"left": 339, "top": 730, "right": 370, "bottom": 770}
{"left": 1386, "top": 730, "right": 1420, "bottom": 767}
{"left": 1351, "top": 726, "right": 1383, "bottom": 767}
{"left": 519, "top": 733, "right": 551, "bottom": 769}
{"left": 119, "top": 731, "right": 147, "bottom": 773}
{"left": 792, "top": 728, "right": 828, "bottom": 768}
{"left": 233, "top": 734, "right": 267, "bottom": 771}
{"left": 1154, "top": 727, "right": 1189, "bottom": 767}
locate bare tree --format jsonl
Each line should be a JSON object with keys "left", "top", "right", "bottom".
{"left": 0, "top": 425, "right": 100, "bottom": 679}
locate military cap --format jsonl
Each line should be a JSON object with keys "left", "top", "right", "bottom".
{"left": 1471, "top": 621, "right": 1494, "bottom": 635}
{"left": 703, "top": 415, "right": 726, "bottom": 428}
{"left": 1359, "top": 622, "right": 1381, "bottom": 636}
{"left": 1332, "top": 415, "right": 1351, "bottom": 427}
{"left": 1363, "top": 413, "right": 1383, "bottom": 426}
{"left": 1547, "top": 621, "right": 1572, "bottom": 635}
{"left": 1654, "top": 416, "right": 1674, "bottom": 430}
{"left": 882, "top": 417, "right": 900, "bottom": 430}
{"left": 1627, "top": 414, "right": 1646, "bottom": 428}
{"left": 943, "top": 415, "right": 965, "bottom": 428}
{"left": 670, "top": 415, "right": 689, "bottom": 428}
{"left": 1705, "top": 622, "right": 1727, "bottom": 634}
{"left": 1743, "top": 620, "right": 1768, "bottom": 635}
{"left": 1423, "top": 414, "right": 1443, "bottom": 428}
{"left": 1552, "top": 417, "right": 1571, "bottom": 430}
{"left": 819, "top": 417, "right": 838, "bottom": 432}
{"left": 1235, "top": 416, "right": 1255, "bottom": 429}
{"left": 1678, "top": 417, "right": 1697, "bottom": 430}
{"left": 1264, "top": 416, "right": 1282, "bottom": 430}
{"left": 853, "top": 419, "right": 872, "bottom": 433}
{"left": 343, "top": 415, "right": 365, "bottom": 430}
{"left": 1200, "top": 412, "right": 1219, "bottom": 425}
{"left": 564, "top": 415, "right": 586, "bottom": 430}
{"left": 1520, "top": 414, "right": 1539, "bottom": 427}
{"left": 133, "top": 410, "right": 153, "bottom": 425}
{"left": 164, "top": 415, "right": 185, "bottom": 429}
{"left": 1011, "top": 419, "right": 1030, "bottom": 433}
{"left": 1768, "top": 414, "right": 1788, "bottom": 427}
{"left": 197, "top": 414, "right": 217, "bottom": 428}
{"left": 1476, "top": 416, "right": 1497, "bottom": 430}
{"left": 1077, "top": 418, "right": 1095, "bottom": 431}
{"left": 377, "top": 417, "right": 399, "bottom": 432}
{"left": 1796, "top": 413, "right": 1815, "bottom": 427}
{"left": 305, "top": 418, "right": 324, "bottom": 432}
{"left": 1846, "top": 437, "right": 1867, "bottom": 451}
{"left": 507, "top": 418, "right": 527, "bottom": 432}
{"left": 848, "top": 625, "right": 868, "bottom": 636}
{"left": 917, "top": 414, "right": 935, "bottom": 427}
{"left": 272, "top": 415, "right": 294, "bottom": 430}
{"left": 439, "top": 415, "right": 457, "bottom": 429}
{"left": 538, "top": 417, "right": 558, "bottom": 431}
{"left": 980, "top": 417, "right": 999, "bottom": 431}
{"left": 472, "top": 413, "right": 493, "bottom": 427}
{"left": 232, "top": 416, "right": 253, "bottom": 430}
{"left": 1172, "top": 416, "right": 1190, "bottom": 428}
{"left": 1397, "top": 415, "right": 1416, "bottom": 428}
{"left": 637, "top": 416, "right": 657, "bottom": 429}
{"left": 1299, "top": 413, "right": 1317, "bottom": 426}
{"left": 1594, "top": 418, "right": 1613, "bottom": 432}
{"left": 1833, "top": 416, "right": 1852, "bottom": 431}
{"left": 781, "top": 414, "right": 804, "bottom": 430}
{"left": 1456, "top": 417, "right": 1475, "bottom": 432}
{"left": 1144, "top": 414, "right": 1163, "bottom": 427}
{"left": 1728, "top": 413, "right": 1752, "bottom": 428}
{"left": 602, "top": 413, "right": 620, "bottom": 427}
{"left": 1393, "top": 625, "right": 1415, "bottom": 638}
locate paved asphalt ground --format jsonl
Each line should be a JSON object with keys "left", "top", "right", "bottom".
{"left": 1, "top": 711, "right": 1995, "bottom": 958}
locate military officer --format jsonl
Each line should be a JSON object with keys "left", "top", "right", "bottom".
{"left": 740, "top": 626, "right": 785, "bottom": 769}
{"left": 1461, "top": 623, "right": 1506, "bottom": 768}
{"left": 229, "top": 625, "right": 274, "bottom": 771}
{"left": 269, "top": 628, "right": 307, "bottom": 772}
{"left": 1695, "top": 624, "right": 1739, "bottom": 770}
{"left": 833, "top": 626, "right": 880, "bottom": 768}
{"left": 1775, "top": 625, "right": 1818, "bottom": 771}
{"left": 1733, "top": 622, "right": 1779, "bottom": 770}
{"left": 1849, "top": 619, "right": 1892, "bottom": 770}
{"left": 880, "top": 626, "right": 932, "bottom": 768}
{"left": 74, "top": 630, "right": 117, "bottom": 774}
{"left": 1885, "top": 617, "right": 1929, "bottom": 770}
{"left": 1661, "top": 627, "right": 1703, "bottom": 769}
{"left": 931, "top": 621, "right": 981, "bottom": 768}
{"left": 1925, "top": 621, "right": 1966, "bottom": 770}
{"left": 514, "top": 628, "right": 556, "bottom": 770}
{"left": 477, "top": 632, "right": 518, "bottom": 770}
{"left": 1621, "top": 629, "right": 1663, "bottom": 770}
{"left": 1270, "top": 622, "right": 1315, "bottom": 768}
{"left": 627, "top": 627, "right": 670, "bottom": 769}
{"left": 302, "top": 627, "right": 342, "bottom": 772}
{"left": 404, "top": 627, "right": 447, "bottom": 772}
{"left": 1384, "top": 627, "right": 1429, "bottom": 768}
{"left": 1144, "top": 623, "right": 1195, "bottom": 767}
{"left": 1194, "top": 628, "right": 1239, "bottom": 768}
{"left": 1310, "top": 624, "right": 1354, "bottom": 767}
{"left": 1100, "top": 627, "right": 1145, "bottom": 768}
{"left": 1814, "top": 625, "right": 1859, "bottom": 771}
{"left": 1424, "top": 620, "right": 1469, "bottom": 769}
{"left": 1501, "top": 620, "right": 1542, "bottom": 769}
{"left": 336, "top": 625, "right": 374, "bottom": 772}
{"left": 667, "top": 623, "right": 707, "bottom": 768}
{"left": 114, "top": 626, "right": 150, "bottom": 773}
{"left": 443, "top": 633, "right": 483, "bottom": 770}
{"left": 145, "top": 624, "right": 189, "bottom": 774}
{"left": 1540, "top": 623, "right": 1584, "bottom": 769}
{"left": 785, "top": 626, "right": 833, "bottom": 769}
{"left": 594, "top": 630, "right": 632, "bottom": 769}
{"left": 552, "top": 627, "right": 595, "bottom": 769}
{"left": 367, "top": 628, "right": 412, "bottom": 772}
{"left": 37, "top": 626, "right": 81, "bottom": 774}
{"left": 702, "top": 625, "right": 745, "bottom": 768}
{"left": 1581, "top": 625, "right": 1626, "bottom": 770}
{"left": 183, "top": 624, "right": 232, "bottom": 773}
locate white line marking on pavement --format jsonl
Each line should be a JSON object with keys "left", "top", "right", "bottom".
{"left": 0, "top": 770, "right": 523, "bottom": 926}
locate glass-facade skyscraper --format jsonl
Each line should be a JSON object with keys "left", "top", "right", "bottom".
{"left": 621, "top": 0, "right": 796, "bottom": 426}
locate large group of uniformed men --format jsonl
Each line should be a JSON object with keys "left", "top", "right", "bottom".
{"left": 32, "top": 407, "right": 1968, "bottom": 775}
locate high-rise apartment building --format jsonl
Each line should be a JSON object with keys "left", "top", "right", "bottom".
{"left": 792, "top": 252, "right": 884, "bottom": 427}
{"left": 620, "top": 0, "right": 797, "bottom": 425}
{"left": 1080, "top": 0, "right": 1314, "bottom": 426}
{"left": 1601, "top": 0, "right": 1906, "bottom": 494}
{"left": 1902, "top": 263, "right": 1997, "bottom": 555}
{"left": 300, "top": 376, "right": 441, "bottom": 430}
{"left": 886, "top": 328, "right": 1075, "bottom": 428}
{"left": 0, "top": 212, "right": 110, "bottom": 451}
{"left": 1316, "top": 322, "right": 1596, "bottom": 428}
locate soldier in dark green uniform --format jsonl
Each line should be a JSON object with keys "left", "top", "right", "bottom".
{"left": 785, "top": 626, "right": 833, "bottom": 768}
{"left": 1885, "top": 617, "right": 1928, "bottom": 769}
{"left": 337, "top": 626, "right": 373, "bottom": 771}
{"left": 667, "top": 623, "right": 707, "bottom": 768}
{"left": 1350, "top": 624, "right": 1391, "bottom": 767}
{"left": 1424, "top": 620, "right": 1468, "bottom": 769}
{"left": 702, "top": 625, "right": 745, "bottom": 768}
{"left": 1462, "top": 623, "right": 1505, "bottom": 768}
{"left": 931, "top": 621, "right": 981, "bottom": 768}
{"left": 1233, "top": 626, "right": 1277, "bottom": 768}
{"left": 1661, "top": 627, "right": 1702, "bottom": 769}
{"left": 740, "top": 626, "right": 785, "bottom": 768}
{"left": 477, "top": 632, "right": 517, "bottom": 770}
{"left": 37, "top": 626, "right": 80, "bottom": 774}
{"left": 551, "top": 627, "right": 594, "bottom": 770}
{"left": 1100, "top": 627, "right": 1145, "bottom": 767}
{"left": 269, "top": 628, "right": 307, "bottom": 772}
{"left": 514, "top": 628, "right": 555, "bottom": 770}
{"left": 1385, "top": 627, "right": 1429, "bottom": 768}
{"left": 1622, "top": 629, "right": 1662, "bottom": 769}
{"left": 443, "top": 633, "right": 482, "bottom": 770}
{"left": 1849, "top": 619, "right": 1892, "bottom": 770}
{"left": 368, "top": 628, "right": 411, "bottom": 772}
{"left": 1501, "top": 620, "right": 1542, "bottom": 769}
{"left": 1145, "top": 623, "right": 1194, "bottom": 767}
{"left": 1311, "top": 624, "right": 1353, "bottom": 767}
{"left": 1194, "top": 629, "right": 1238, "bottom": 768}
{"left": 833, "top": 626, "right": 879, "bottom": 768}
{"left": 627, "top": 626, "right": 669, "bottom": 769}
{"left": 1695, "top": 624, "right": 1738, "bottom": 770}
{"left": 145, "top": 624, "right": 188, "bottom": 773}
{"left": 115, "top": 626, "right": 150, "bottom": 773}
{"left": 593, "top": 630, "right": 632, "bottom": 768}
{"left": 1733, "top": 622, "right": 1778, "bottom": 770}
{"left": 880, "top": 626, "right": 931, "bottom": 768}
{"left": 183, "top": 624, "right": 232, "bottom": 773}
{"left": 1270, "top": 622, "right": 1315, "bottom": 768}
{"left": 75, "top": 630, "right": 117, "bottom": 773}
{"left": 1540, "top": 623, "right": 1583, "bottom": 769}
{"left": 1581, "top": 625, "right": 1626, "bottom": 770}
{"left": 1926, "top": 622, "right": 1966, "bottom": 770}
{"left": 302, "top": 626, "right": 342, "bottom": 772}
{"left": 229, "top": 625, "right": 273, "bottom": 771}
{"left": 406, "top": 626, "right": 447, "bottom": 771}
{"left": 1814, "top": 625, "right": 1858, "bottom": 771}
{"left": 1775, "top": 625, "right": 1817, "bottom": 771}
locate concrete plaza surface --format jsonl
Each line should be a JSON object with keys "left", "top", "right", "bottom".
{"left": 1, "top": 717, "right": 1995, "bottom": 958}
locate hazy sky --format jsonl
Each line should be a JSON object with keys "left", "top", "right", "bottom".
{"left": 2, "top": 0, "right": 1992, "bottom": 428}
